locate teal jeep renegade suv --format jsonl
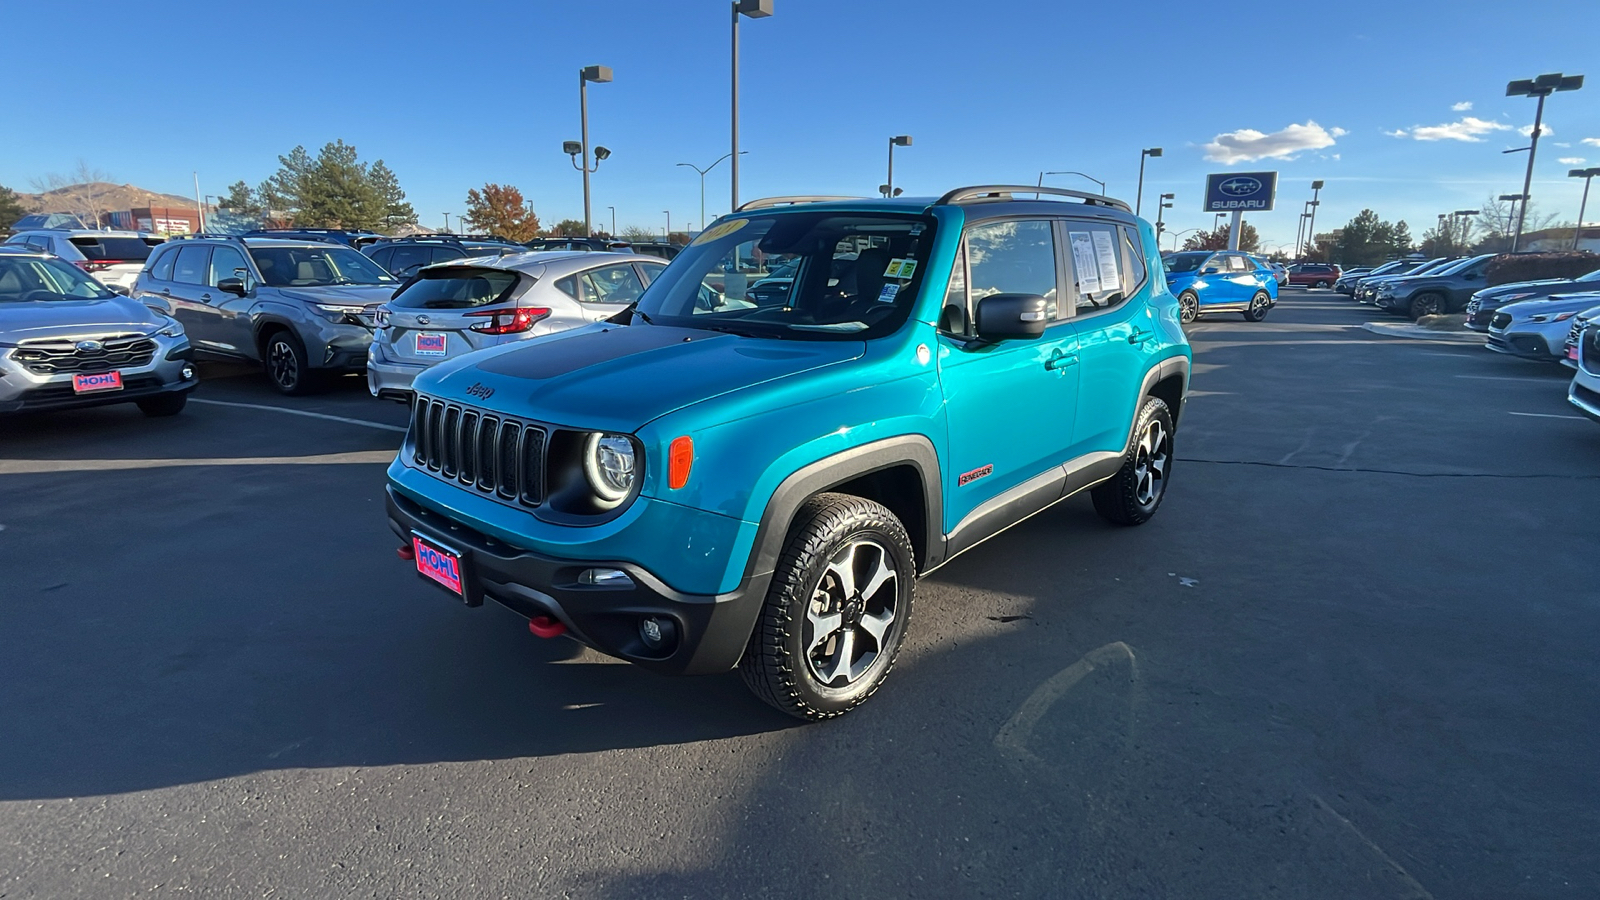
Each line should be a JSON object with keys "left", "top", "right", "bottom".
{"left": 386, "top": 185, "right": 1191, "bottom": 720}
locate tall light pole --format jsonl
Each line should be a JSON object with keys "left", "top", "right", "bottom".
{"left": 1303, "top": 180, "right": 1324, "bottom": 258}
{"left": 443, "top": 212, "right": 451, "bottom": 233}
{"left": 731, "top": 0, "right": 773, "bottom": 212}
{"left": 1154, "top": 192, "right": 1174, "bottom": 236}
{"left": 1499, "top": 193, "right": 1527, "bottom": 243}
{"left": 1571, "top": 168, "right": 1600, "bottom": 249}
{"left": 1506, "top": 73, "right": 1584, "bottom": 251}
{"left": 568, "top": 64, "right": 614, "bottom": 236}
{"left": 664, "top": 210, "right": 672, "bottom": 240}
{"left": 1452, "top": 209, "right": 1479, "bottom": 253}
{"left": 1039, "top": 170, "right": 1106, "bottom": 193}
{"left": 887, "top": 135, "right": 912, "bottom": 197}
{"left": 1167, "top": 227, "right": 1200, "bottom": 252}
{"left": 678, "top": 152, "right": 746, "bottom": 230}
{"left": 1135, "top": 147, "right": 1162, "bottom": 215}
{"left": 608, "top": 206, "right": 616, "bottom": 237}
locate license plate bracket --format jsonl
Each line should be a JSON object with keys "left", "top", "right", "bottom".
{"left": 414, "top": 332, "right": 448, "bottom": 357}
{"left": 411, "top": 533, "right": 480, "bottom": 606}
{"left": 72, "top": 371, "right": 123, "bottom": 394}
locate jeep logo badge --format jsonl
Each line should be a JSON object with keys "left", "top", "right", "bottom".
{"left": 466, "top": 382, "right": 495, "bottom": 400}
{"left": 1220, "top": 177, "right": 1262, "bottom": 196}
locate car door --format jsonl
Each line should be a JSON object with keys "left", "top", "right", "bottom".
{"left": 1448, "top": 257, "right": 1490, "bottom": 307}
{"left": 204, "top": 243, "right": 258, "bottom": 357}
{"left": 166, "top": 244, "right": 218, "bottom": 349}
{"left": 573, "top": 261, "right": 648, "bottom": 321}
{"left": 937, "top": 218, "right": 1081, "bottom": 535}
{"left": 1065, "top": 220, "right": 1160, "bottom": 458}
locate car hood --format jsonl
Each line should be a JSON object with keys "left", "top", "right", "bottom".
{"left": 0, "top": 295, "right": 167, "bottom": 344}
{"left": 1499, "top": 293, "right": 1600, "bottom": 321}
{"left": 416, "top": 322, "right": 867, "bottom": 433}
{"left": 274, "top": 284, "right": 397, "bottom": 306}
{"left": 1478, "top": 278, "right": 1585, "bottom": 299}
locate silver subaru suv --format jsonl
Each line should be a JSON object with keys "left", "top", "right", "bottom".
{"left": 0, "top": 246, "right": 196, "bottom": 416}
{"left": 367, "top": 251, "right": 665, "bottom": 400}
{"left": 133, "top": 236, "right": 400, "bottom": 394}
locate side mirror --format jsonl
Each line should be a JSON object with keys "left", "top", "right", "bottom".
{"left": 1464, "top": 272, "right": 1480, "bottom": 280}
{"left": 1202, "top": 267, "right": 1219, "bottom": 275}
{"left": 106, "top": 283, "right": 130, "bottom": 296}
{"left": 217, "top": 277, "right": 248, "bottom": 296}
{"left": 973, "top": 293, "right": 1048, "bottom": 342}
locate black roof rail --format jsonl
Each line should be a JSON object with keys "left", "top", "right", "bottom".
{"left": 372, "top": 232, "right": 519, "bottom": 244}
{"left": 936, "top": 185, "right": 1132, "bottom": 213}
{"left": 735, "top": 195, "right": 864, "bottom": 212}
{"left": 172, "top": 232, "right": 247, "bottom": 241}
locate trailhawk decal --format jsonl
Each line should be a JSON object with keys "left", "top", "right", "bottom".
{"left": 958, "top": 464, "right": 993, "bottom": 487}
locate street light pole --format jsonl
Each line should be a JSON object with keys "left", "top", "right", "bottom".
{"left": 1572, "top": 168, "right": 1600, "bottom": 250}
{"left": 1154, "top": 193, "right": 1173, "bottom": 237}
{"left": 1304, "top": 180, "right": 1324, "bottom": 257}
{"left": 678, "top": 152, "right": 745, "bottom": 230}
{"left": 731, "top": 0, "right": 773, "bottom": 213}
{"left": 664, "top": 210, "right": 671, "bottom": 240}
{"left": 608, "top": 206, "right": 616, "bottom": 237}
{"left": 1039, "top": 170, "right": 1106, "bottom": 193}
{"left": 1506, "top": 73, "right": 1584, "bottom": 252}
{"left": 887, "top": 135, "right": 912, "bottom": 197}
{"left": 1135, "top": 147, "right": 1162, "bottom": 215}
{"left": 576, "top": 64, "right": 614, "bottom": 236}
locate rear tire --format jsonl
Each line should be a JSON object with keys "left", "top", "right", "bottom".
{"left": 1178, "top": 291, "right": 1199, "bottom": 324}
{"left": 739, "top": 493, "right": 915, "bottom": 721}
{"left": 136, "top": 393, "right": 187, "bottom": 417}
{"left": 1243, "top": 291, "right": 1271, "bottom": 322}
{"left": 1314, "top": 279, "right": 1330, "bottom": 288}
{"left": 1092, "top": 396, "right": 1174, "bottom": 527}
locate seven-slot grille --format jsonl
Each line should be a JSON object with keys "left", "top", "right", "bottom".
{"left": 411, "top": 394, "right": 546, "bottom": 505}
{"left": 13, "top": 333, "right": 157, "bottom": 375}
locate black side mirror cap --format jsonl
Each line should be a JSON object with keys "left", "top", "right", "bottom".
{"left": 105, "top": 283, "right": 130, "bottom": 296}
{"left": 973, "top": 293, "right": 1049, "bottom": 343}
{"left": 217, "top": 277, "right": 248, "bottom": 296}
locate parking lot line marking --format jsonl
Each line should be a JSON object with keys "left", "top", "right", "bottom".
{"left": 1309, "top": 795, "right": 1436, "bottom": 900}
{"left": 994, "top": 641, "right": 1136, "bottom": 768}
{"left": 1454, "top": 374, "right": 1567, "bottom": 384}
{"left": 1508, "top": 411, "right": 1586, "bottom": 421}
{"left": 0, "top": 451, "right": 396, "bottom": 475}
{"left": 189, "top": 398, "right": 408, "bottom": 433}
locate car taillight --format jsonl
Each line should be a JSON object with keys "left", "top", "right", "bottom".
{"left": 77, "top": 260, "right": 125, "bottom": 272}
{"left": 464, "top": 306, "right": 551, "bottom": 334}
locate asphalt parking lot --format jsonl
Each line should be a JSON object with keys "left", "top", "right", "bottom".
{"left": 2, "top": 288, "right": 1596, "bottom": 899}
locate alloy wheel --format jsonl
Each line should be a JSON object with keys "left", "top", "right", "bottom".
{"left": 1179, "top": 294, "right": 1198, "bottom": 324}
{"left": 805, "top": 538, "right": 900, "bottom": 688}
{"left": 1133, "top": 418, "right": 1170, "bottom": 506}
{"left": 268, "top": 339, "right": 299, "bottom": 390}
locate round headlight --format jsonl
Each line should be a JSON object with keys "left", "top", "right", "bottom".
{"left": 584, "top": 432, "right": 636, "bottom": 503}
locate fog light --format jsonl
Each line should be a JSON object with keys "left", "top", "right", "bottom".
{"left": 181, "top": 365, "right": 196, "bottom": 380}
{"left": 638, "top": 616, "right": 677, "bottom": 651}
{"left": 578, "top": 567, "right": 633, "bottom": 587}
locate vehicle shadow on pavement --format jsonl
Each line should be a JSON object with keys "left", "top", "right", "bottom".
{"left": 0, "top": 452, "right": 798, "bottom": 802}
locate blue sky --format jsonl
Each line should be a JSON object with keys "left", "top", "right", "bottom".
{"left": 3, "top": 0, "right": 1598, "bottom": 249}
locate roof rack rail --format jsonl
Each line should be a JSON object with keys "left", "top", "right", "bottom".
{"left": 172, "top": 232, "right": 247, "bottom": 241}
{"left": 735, "top": 195, "right": 863, "bottom": 212}
{"left": 936, "top": 185, "right": 1131, "bottom": 213}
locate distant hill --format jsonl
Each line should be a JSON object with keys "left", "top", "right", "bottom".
{"left": 19, "top": 182, "right": 197, "bottom": 213}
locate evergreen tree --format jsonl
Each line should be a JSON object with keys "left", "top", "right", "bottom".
{"left": 0, "top": 184, "right": 29, "bottom": 232}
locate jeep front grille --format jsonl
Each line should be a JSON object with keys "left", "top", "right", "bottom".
{"left": 411, "top": 394, "right": 546, "bottom": 505}
{"left": 13, "top": 333, "right": 157, "bottom": 375}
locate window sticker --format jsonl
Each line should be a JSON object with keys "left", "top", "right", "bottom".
{"left": 884, "top": 258, "right": 918, "bottom": 279}
{"left": 1091, "top": 231, "right": 1121, "bottom": 293}
{"left": 1069, "top": 232, "right": 1102, "bottom": 295}
{"left": 877, "top": 283, "right": 900, "bottom": 303}
{"left": 690, "top": 218, "right": 749, "bottom": 246}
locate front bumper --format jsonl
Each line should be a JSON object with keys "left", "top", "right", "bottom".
{"left": 1569, "top": 376, "right": 1600, "bottom": 423}
{"left": 386, "top": 486, "right": 769, "bottom": 676}
{"left": 0, "top": 335, "right": 197, "bottom": 413}
{"left": 302, "top": 318, "right": 372, "bottom": 372}
{"left": 1486, "top": 327, "right": 1559, "bottom": 360}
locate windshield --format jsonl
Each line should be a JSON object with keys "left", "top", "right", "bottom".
{"left": 247, "top": 245, "right": 396, "bottom": 287}
{"left": 633, "top": 212, "right": 934, "bottom": 340}
{"left": 0, "top": 256, "right": 117, "bottom": 302}
{"left": 390, "top": 266, "right": 521, "bottom": 309}
{"left": 1162, "top": 252, "right": 1211, "bottom": 273}
{"left": 1430, "top": 255, "right": 1486, "bottom": 276}
{"left": 1366, "top": 261, "right": 1407, "bottom": 276}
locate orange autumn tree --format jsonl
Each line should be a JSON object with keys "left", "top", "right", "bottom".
{"left": 463, "top": 183, "right": 541, "bottom": 242}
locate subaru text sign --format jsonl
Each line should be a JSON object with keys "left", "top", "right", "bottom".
{"left": 1204, "top": 172, "right": 1277, "bottom": 212}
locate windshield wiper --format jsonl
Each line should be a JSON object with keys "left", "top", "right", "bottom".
{"left": 697, "top": 322, "right": 786, "bottom": 339}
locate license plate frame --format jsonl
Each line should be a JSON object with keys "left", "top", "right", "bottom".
{"left": 72, "top": 371, "right": 123, "bottom": 394}
{"left": 414, "top": 332, "right": 448, "bottom": 357}
{"left": 412, "top": 533, "right": 472, "bottom": 602}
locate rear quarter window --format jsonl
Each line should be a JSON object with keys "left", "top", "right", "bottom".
{"left": 147, "top": 246, "right": 177, "bottom": 281}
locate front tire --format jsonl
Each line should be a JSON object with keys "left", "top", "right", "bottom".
{"left": 263, "top": 330, "right": 316, "bottom": 396}
{"left": 739, "top": 493, "right": 915, "bottom": 721}
{"left": 1243, "top": 291, "right": 1272, "bottom": 322}
{"left": 1314, "top": 279, "right": 1330, "bottom": 288}
{"left": 136, "top": 393, "right": 187, "bottom": 417}
{"left": 1178, "top": 291, "right": 1199, "bottom": 324}
{"left": 1092, "top": 396, "right": 1174, "bottom": 527}
{"left": 1409, "top": 292, "right": 1445, "bottom": 320}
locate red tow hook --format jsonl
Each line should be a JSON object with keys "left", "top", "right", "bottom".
{"left": 528, "top": 615, "right": 567, "bottom": 639}
{"left": 397, "top": 544, "right": 415, "bottom": 561}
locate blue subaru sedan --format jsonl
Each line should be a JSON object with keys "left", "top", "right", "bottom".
{"left": 1162, "top": 250, "right": 1278, "bottom": 323}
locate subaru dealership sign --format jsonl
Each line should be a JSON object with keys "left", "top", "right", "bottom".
{"left": 1204, "top": 172, "right": 1277, "bottom": 212}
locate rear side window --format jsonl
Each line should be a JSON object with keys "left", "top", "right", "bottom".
{"left": 578, "top": 263, "right": 647, "bottom": 304}
{"left": 173, "top": 245, "right": 211, "bottom": 285}
{"left": 388, "top": 246, "right": 432, "bottom": 276}
{"left": 429, "top": 246, "right": 467, "bottom": 265}
{"left": 69, "top": 236, "right": 154, "bottom": 262}
{"left": 367, "top": 247, "right": 394, "bottom": 271}
{"left": 1063, "top": 221, "right": 1127, "bottom": 312}
{"left": 389, "top": 267, "right": 520, "bottom": 309}
{"left": 148, "top": 246, "right": 176, "bottom": 281}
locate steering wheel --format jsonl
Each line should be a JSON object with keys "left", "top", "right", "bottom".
{"left": 20, "top": 290, "right": 62, "bottom": 303}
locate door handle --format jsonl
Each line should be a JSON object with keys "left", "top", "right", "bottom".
{"left": 1128, "top": 328, "right": 1154, "bottom": 345}
{"left": 1044, "top": 349, "right": 1078, "bottom": 371}
{"left": 200, "top": 293, "right": 213, "bottom": 303}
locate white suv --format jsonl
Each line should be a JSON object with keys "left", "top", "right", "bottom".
{"left": 4, "top": 230, "right": 165, "bottom": 291}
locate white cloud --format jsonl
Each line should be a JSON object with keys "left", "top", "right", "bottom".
{"left": 1520, "top": 123, "right": 1553, "bottom": 137}
{"left": 1582, "top": 138, "right": 1600, "bottom": 148}
{"left": 1555, "top": 142, "right": 1573, "bottom": 148}
{"left": 1559, "top": 157, "right": 1587, "bottom": 165}
{"left": 1452, "top": 101, "right": 1473, "bottom": 111}
{"left": 1202, "top": 121, "right": 1342, "bottom": 164}
{"left": 1330, "top": 127, "right": 1348, "bottom": 137}
{"left": 1388, "top": 116, "right": 1511, "bottom": 142}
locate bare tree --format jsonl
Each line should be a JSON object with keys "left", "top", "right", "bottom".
{"left": 29, "top": 161, "right": 114, "bottom": 228}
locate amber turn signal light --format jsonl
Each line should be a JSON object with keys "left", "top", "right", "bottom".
{"left": 668, "top": 436, "right": 694, "bottom": 490}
